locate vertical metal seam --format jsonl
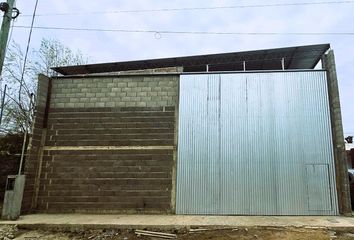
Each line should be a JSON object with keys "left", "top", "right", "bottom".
{"left": 218, "top": 74, "right": 222, "bottom": 213}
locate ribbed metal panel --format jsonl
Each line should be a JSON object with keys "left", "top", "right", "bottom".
{"left": 176, "top": 71, "right": 338, "bottom": 215}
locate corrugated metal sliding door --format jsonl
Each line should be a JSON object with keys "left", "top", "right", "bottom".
{"left": 176, "top": 71, "right": 338, "bottom": 215}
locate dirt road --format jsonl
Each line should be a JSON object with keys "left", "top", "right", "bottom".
{"left": 1, "top": 225, "right": 354, "bottom": 240}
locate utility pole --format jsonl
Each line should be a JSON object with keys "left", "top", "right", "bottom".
{"left": 0, "top": 0, "right": 16, "bottom": 76}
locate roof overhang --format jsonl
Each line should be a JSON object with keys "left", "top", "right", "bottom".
{"left": 52, "top": 44, "right": 330, "bottom": 75}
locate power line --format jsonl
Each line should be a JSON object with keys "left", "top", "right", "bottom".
{"left": 20, "top": 0, "right": 354, "bottom": 17}
{"left": 13, "top": 25, "right": 354, "bottom": 36}
{"left": 18, "top": 0, "right": 38, "bottom": 103}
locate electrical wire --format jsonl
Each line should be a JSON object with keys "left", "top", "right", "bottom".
{"left": 18, "top": 0, "right": 38, "bottom": 103}
{"left": 12, "top": 25, "right": 354, "bottom": 35}
{"left": 19, "top": 0, "right": 354, "bottom": 17}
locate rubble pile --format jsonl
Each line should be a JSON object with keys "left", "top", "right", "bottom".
{"left": 0, "top": 225, "right": 18, "bottom": 240}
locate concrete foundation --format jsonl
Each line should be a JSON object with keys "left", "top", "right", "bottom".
{"left": 1, "top": 214, "right": 354, "bottom": 230}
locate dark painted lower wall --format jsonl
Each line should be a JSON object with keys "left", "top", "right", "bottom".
{"left": 37, "top": 149, "right": 173, "bottom": 212}
{"left": 34, "top": 106, "right": 175, "bottom": 213}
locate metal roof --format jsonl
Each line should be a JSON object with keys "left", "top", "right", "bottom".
{"left": 52, "top": 44, "right": 330, "bottom": 75}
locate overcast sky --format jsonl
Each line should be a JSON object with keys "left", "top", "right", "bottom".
{"left": 2, "top": 0, "right": 354, "bottom": 135}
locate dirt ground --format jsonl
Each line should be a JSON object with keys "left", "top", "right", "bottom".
{"left": 1, "top": 225, "right": 354, "bottom": 240}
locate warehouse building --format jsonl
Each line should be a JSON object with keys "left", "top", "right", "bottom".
{"left": 22, "top": 44, "right": 351, "bottom": 215}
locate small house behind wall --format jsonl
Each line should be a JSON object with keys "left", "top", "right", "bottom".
{"left": 22, "top": 44, "right": 351, "bottom": 215}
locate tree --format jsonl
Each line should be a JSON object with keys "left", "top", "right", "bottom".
{"left": 0, "top": 38, "right": 89, "bottom": 134}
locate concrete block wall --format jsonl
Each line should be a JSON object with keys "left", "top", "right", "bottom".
{"left": 323, "top": 50, "right": 352, "bottom": 215}
{"left": 50, "top": 76, "right": 178, "bottom": 108}
{"left": 22, "top": 74, "right": 51, "bottom": 212}
{"left": 24, "top": 74, "right": 179, "bottom": 213}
